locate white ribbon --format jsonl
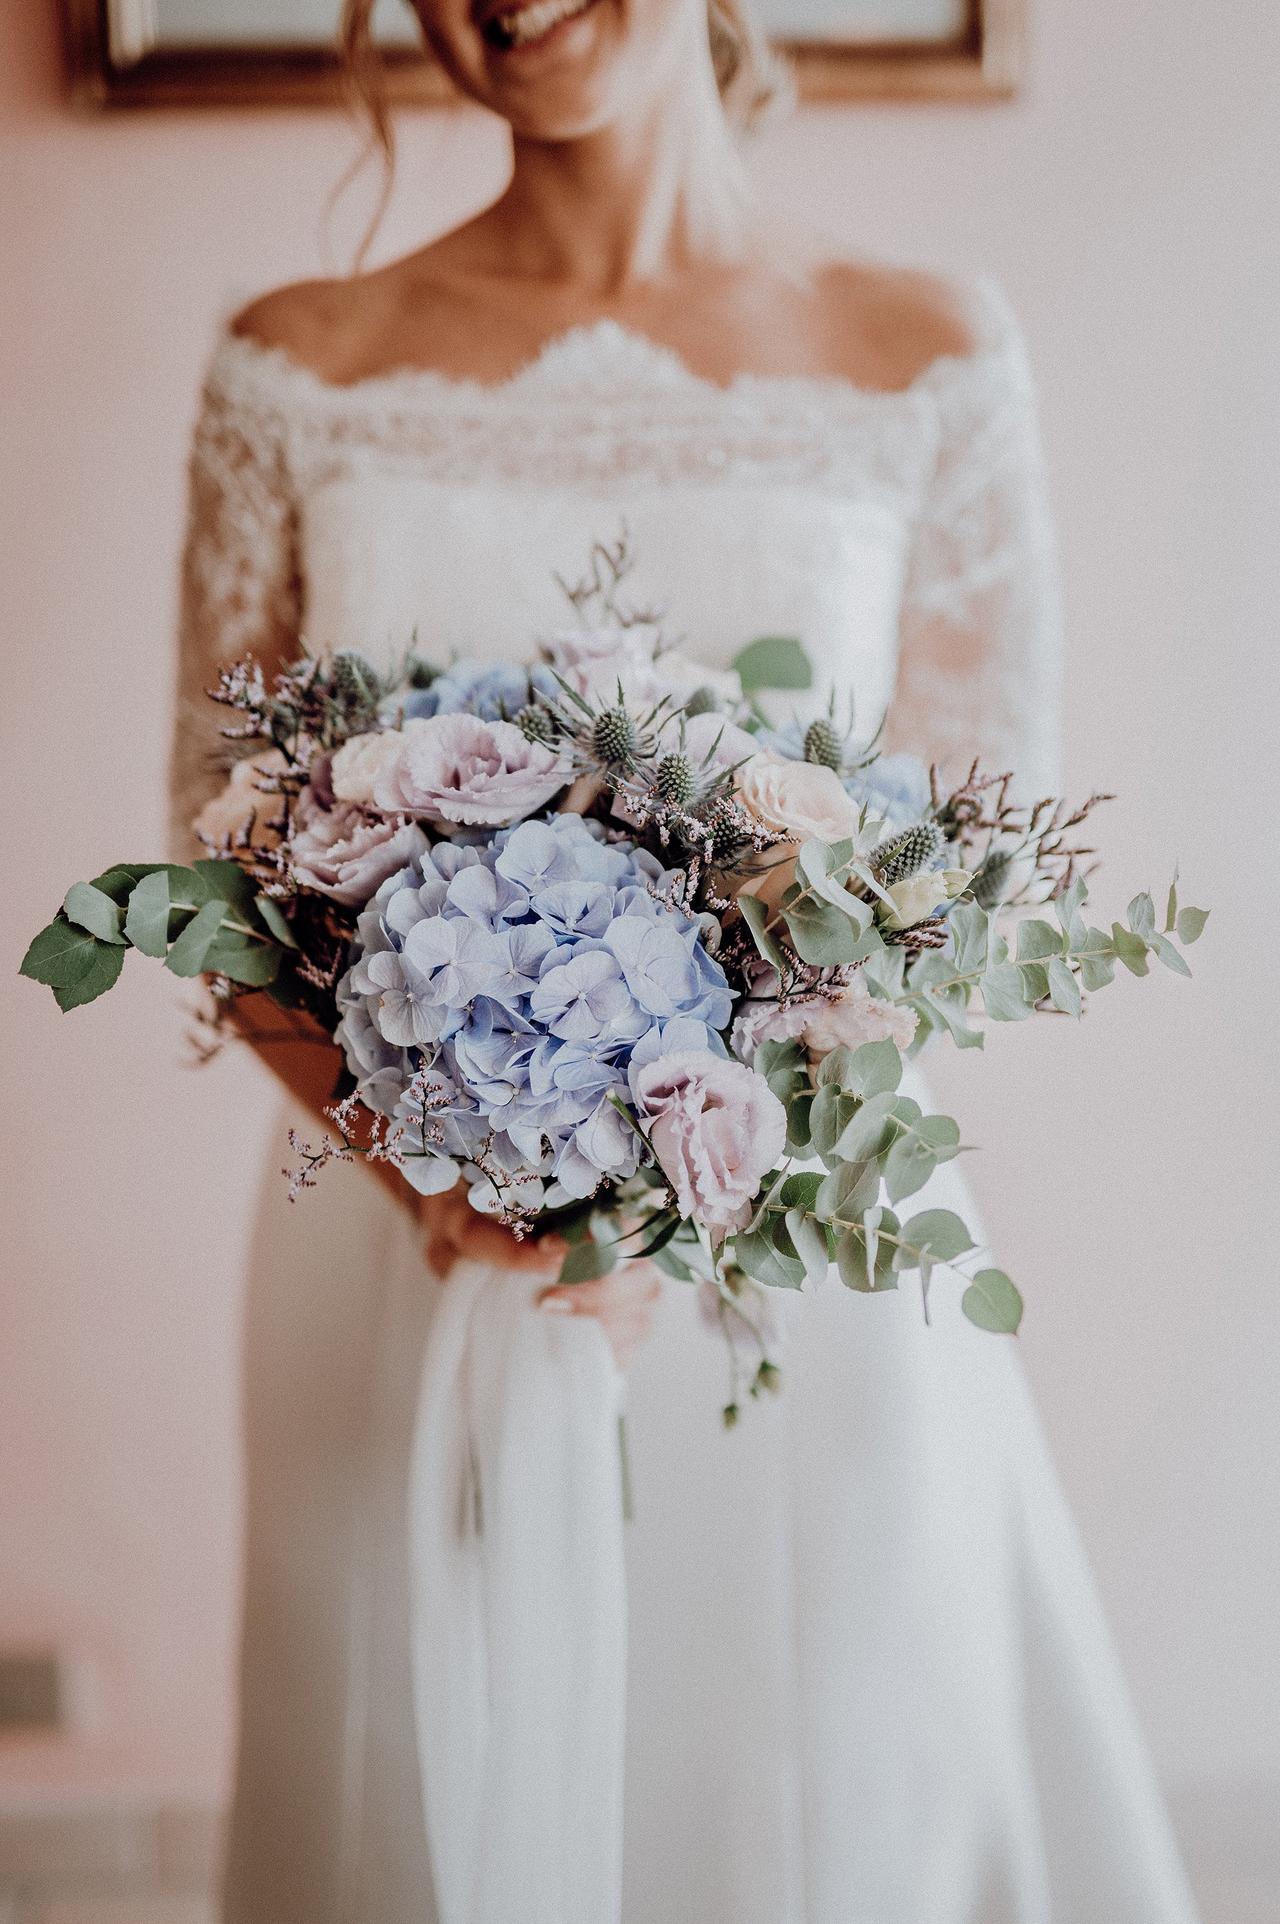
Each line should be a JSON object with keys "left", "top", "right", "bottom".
{"left": 408, "top": 1261, "right": 627, "bottom": 1924}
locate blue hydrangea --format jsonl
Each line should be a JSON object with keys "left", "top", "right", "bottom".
{"left": 335, "top": 813, "right": 732, "bottom": 1210}
{"left": 402, "top": 658, "right": 556, "bottom": 724}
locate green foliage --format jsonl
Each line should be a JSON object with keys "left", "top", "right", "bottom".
{"left": 731, "top": 636, "right": 813, "bottom": 694}
{"left": 961, "top": 1269, "right": 1024, "bottom": 1334}
{"left": 21, "top": 857, "right": 289, "bottom": 1011}
{"left": 557, "top": 1237, "right": 618, "bottom": 1284}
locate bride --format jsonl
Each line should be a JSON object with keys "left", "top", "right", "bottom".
{"left": 172, "top": 0, "right": 1200, "bottom": 1918}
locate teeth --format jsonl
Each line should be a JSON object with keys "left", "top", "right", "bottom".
{"left": 491, "top": 0, "right": 594, "bottom": 47}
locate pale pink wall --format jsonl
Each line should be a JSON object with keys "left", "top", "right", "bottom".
{"left": 2, "top": 0, "right": 1277, "bottom": 1815}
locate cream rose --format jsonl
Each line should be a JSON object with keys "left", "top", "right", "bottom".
{"left": 736, "top": 753, "right": 864, "bottom": 844}
{"left": 330, "top": 729, "right": 408, "bottom": 809}
{"left": 733, "top": 753, "right": 868, "bottom": 913}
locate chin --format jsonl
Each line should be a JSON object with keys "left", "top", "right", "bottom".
{"left": 421, "top": 0, "right": 669, "bottom": 140}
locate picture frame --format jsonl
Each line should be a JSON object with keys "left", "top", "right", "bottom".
{"left": 61, "top": 0, "right": 1023, "bottom": 108}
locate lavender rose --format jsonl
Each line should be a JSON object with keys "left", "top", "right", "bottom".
{"left": 372, "top": 714, "right": 568, "bottom": 828}
{"left": 287, "top": 790, "right": 429, "bottom": 908}
{"left": 634, "top": 1049, "right": 786, "bottom": 1236}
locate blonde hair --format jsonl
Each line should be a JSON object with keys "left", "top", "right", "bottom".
{"left": 339, "top": 0, "right": 787, "bottom": 171}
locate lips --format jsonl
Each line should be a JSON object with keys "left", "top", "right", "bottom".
{"left": 478, "top": 0, "right": 599, "bottom": 51}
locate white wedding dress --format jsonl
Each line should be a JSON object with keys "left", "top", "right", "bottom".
{"left": 173, "top": 284, "right": 1199, "bottom": 1924}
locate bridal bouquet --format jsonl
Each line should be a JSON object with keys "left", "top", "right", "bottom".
{"left": 22, "top": 544, "right": 1205, "bottom": 1411}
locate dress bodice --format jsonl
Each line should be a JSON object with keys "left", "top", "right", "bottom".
{"left": 172, "top": 287, "right": 1062, "bottom": 854}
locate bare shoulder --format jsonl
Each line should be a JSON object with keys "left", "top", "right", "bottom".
{"left": 229, "top": 271, "right": 400, "bottom": 384}
{"left": 815, "top": 259, "right": 1003, "bottom": 392}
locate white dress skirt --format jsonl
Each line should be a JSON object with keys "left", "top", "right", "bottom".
{"left": 172, "top": 294, "right": 1200, "bottom": 1924}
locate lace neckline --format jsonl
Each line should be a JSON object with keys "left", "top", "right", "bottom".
{"left": 211, "top": 313, "right": 1011, "bottom": 417}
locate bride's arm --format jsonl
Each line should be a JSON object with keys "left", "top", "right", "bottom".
{"left": 886, "top": 283, "right": 1063, "bottom": 795}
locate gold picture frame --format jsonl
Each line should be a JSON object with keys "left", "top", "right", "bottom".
{"left": 62, "top": 0, "right": 1023, "bottom": 109}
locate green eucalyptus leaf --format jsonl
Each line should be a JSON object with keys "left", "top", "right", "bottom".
{"left": 253, "top": 893, "right": 298, "bottom": 949}
{"left": 164, "top": 898, "right": 231, "bottom": 977}
{"left": 1077, "top": 930, "right": 1118, "bottom": 991}
{"left": 898, "top": 1207, "right": 974, "bottom": 1267}
{"left": 1016, "top": 918, "right": 1065, "bottom": 962}
{"left": 737, "top": 892, "right": 787, "bottom": 970}
{"left": 193, "top": 859, "right": 259, "bottom": 913}
{"left": 1148, "top": 931, "right": 1192, "bottom": 978}
{"left": 779, "top": 1171, "right": 824, "bottom": 1211}
{"left": 947, "top": 902, "right": 991, "bottom": 975}
{"left": 558, "top": 1238, "right": 618, "bottom": 1285}
{"left": 62, "top": 882, "right": 125, "bottom": 944}
{"left": 203, "top": 931, "right": 282, "bottom": 987}
{"left": 124, "top": 867, "right": 210, "bottom": 958}
{"left": 832, "top": 1089, "right": 898, "bottom": 1163}
{"left": 785, "top": 1094, "right": 813, "bottom": 1156}
{"left": 734, "top": 1226, "right": 806, "bottom": 1289}
{"left": 962, "top": 1267, "right": 1024, "bottom": 1334}
{"left": 21, "top": 916, "right": 108, "bottom": 990}
{"left": 1176, "top": 905, "right": 1210, "bottom": 945}
{"left": 732, "top": 635, "right": 813, "bottom": 693}
{"left": 1128, "top": 891, "right": 1157, "bottom": 938}
{"left": 845, "top": 1039, "right": 903, "bottom": 1098}
{"left": 814, "top": 1158, "right": 882, "bottom": 1222}
{"left": 89, "top": 862, "right": 167, "bottom": 906}
{"left": 1045, "top": 955, "right": 1083, "bottom": 1016}
{"left": 53, "top": 939, "right": 126, "bottom": 1011}
{"left": 981, "top": 963, "right": 1035, "bottom": 1021}
{"left": 1110, "top": 923, "right": 1151, "bottom": 977}
{"left": 783, "top": 897, "right": 864, "bottom": 967}
{"left": 785, "top": 1208, "right": 830, "bottom": 1283}
{"left": 651, "top": 1243, "right": 693, "bottom": 1282}
{"left": 836, "top": 1207, "right": 900, "bottom": 1293}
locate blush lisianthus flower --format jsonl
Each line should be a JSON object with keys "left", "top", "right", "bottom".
{"left": 372, "top": 714, "right": 569, "bottom": 828}
{"left": 732, "top": 974, "right": 918, "bottom": 1064}
{"left": 287, "top": 789, "right": 429, "bottom": 907}
{"left": 633, "top": 1049, "right": 786, "bottom": 1236}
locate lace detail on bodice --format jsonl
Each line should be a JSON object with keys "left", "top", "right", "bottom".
{"left": 171, "top": 287, "right": 1061, "bottom": 855}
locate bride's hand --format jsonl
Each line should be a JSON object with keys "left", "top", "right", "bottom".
{"left": 421, "top": 1186, "right": 661, "bottom": 1367}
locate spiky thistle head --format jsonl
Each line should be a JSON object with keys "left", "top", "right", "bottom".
{"left": 591, "top": 704, "right": 639, "bottom": 767}
{"left": 655, "top": 751, "right": 696, "bottom": 807}
{"left": 870, "top": 820, "right": 946, "bottom": 886}
{"left": 803, "top": 717, "right": 844, "bottom": 770}
{"left": 516, "top": 703, "right": 556, "bottom": 746}
{"left": 330, "top": 651, "right": 382, "bottom": 715}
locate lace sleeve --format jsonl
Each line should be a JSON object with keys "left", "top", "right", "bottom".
{"left": 887, "top": 292, "right": 1063, "bottom": 797}
{"left": 168, "top": 338, "right": 302, "bottom": 859}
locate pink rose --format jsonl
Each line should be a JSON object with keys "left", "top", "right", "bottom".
{"left": 192, "top": 747, "right": 293, "bottom": 850}
{"left": 372, "top": 714, "right": 568, "bottom": 828}
{"left": 634, "top": 1049, "right": 787, "bottom": 1237}
{"left": 733, "top": 752, "right": 868, "bottom": 913}
{"left": 287, "top": 790, "right": 428, "bottom": 907}
{"left": 543, "top": 624, "right": 662, "bottom": 705}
